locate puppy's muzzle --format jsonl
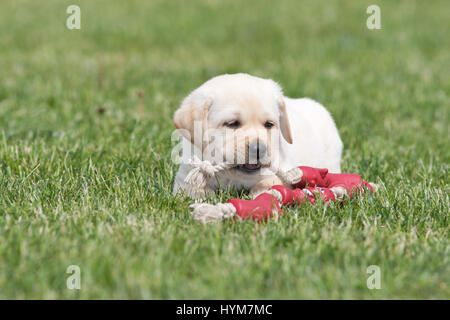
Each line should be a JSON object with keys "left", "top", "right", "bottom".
{"left": 248, "top": 141, "right": 267, "bottom": 161}
{"left": 235, "top": 140, "right": 268, "bottom": 173}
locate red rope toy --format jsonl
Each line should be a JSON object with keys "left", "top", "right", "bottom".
{"left": 190, "top": 166, "right": 378, "bottom": 224}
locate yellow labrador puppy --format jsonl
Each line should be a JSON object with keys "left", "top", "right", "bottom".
{"left": 173, "top": 73, "right": 343, "bottom": 199}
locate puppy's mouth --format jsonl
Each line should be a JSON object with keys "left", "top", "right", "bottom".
{"left": 234, "top": 163, "right": 262, "bottom": 173}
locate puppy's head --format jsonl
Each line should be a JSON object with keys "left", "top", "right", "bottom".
{"left": 174, "top": 73, "right": 292, "bottom": 179}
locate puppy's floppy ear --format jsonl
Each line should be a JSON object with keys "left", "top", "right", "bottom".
{"left": 174, "top": 95, "right": 213, "bottom": 148}
{"left": 278, "top": 98, "right": 293, "bottom": 144}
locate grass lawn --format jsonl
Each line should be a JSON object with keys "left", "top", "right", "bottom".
{"left": 0, "top": 0, "right": 448, "bottom": 299}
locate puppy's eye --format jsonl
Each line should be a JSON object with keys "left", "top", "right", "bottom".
{"left": 224, "top": 120, "right": 240, "bottom": 128}
{"left": 264, "top": 121, "right": 274, "bottom": 129}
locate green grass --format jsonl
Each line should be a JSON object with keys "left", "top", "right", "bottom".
{"left": 0, "top": 0, "right": 448, "bottom": 299}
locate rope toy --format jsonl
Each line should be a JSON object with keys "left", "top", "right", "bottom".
{"left": 188, "top": 165, "right": 378, "bottom": 224}
{"left": 183, "top": 157, "right": 304, "bottom": 195}
{"left": 183, "top": 156, "right": 232, "bottom": 195}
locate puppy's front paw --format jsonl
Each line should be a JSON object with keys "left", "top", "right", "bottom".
{"left": 249, "top": 175, "right": 286, "bottom": 198}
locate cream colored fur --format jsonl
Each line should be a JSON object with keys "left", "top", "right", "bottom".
{"left": 173, "top": 73, "right": 343, "bottom": 199}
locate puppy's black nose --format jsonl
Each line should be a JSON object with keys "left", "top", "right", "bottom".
{"left": 249, "top": 141, "right": 267, "bottom": 161}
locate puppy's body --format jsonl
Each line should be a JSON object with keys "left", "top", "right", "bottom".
{"left": 173, "top": 74, "right": 343, "bottom": 198}
{"left": 280, "top": 97, "right": 342, "bottom": 172}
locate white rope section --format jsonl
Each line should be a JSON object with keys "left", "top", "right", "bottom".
{"left": 190, "top": 202, "right": 237, "bottom": 224}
